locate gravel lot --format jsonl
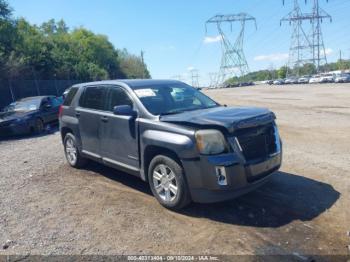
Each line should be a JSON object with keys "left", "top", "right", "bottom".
{"left": 0, "top": 83, "right": 349, "bottom": 258}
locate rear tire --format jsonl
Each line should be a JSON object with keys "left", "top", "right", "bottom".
{"left": 34, "top": 118, "right": 44, "bottom": 134}
{"left": 148, "top": 155, "right": 191, "bottom": 210}
{"left": 63, "top": 133, "right": 87, "bottom": 168}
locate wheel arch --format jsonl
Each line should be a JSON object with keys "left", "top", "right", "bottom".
{"left": 30, "top": 117, "right": 44, "bottom": 133}
{"left": 143, "top": 145, "right": 182, "bottom": 182}
{"left": 61, "top": 126, "right": 74, "bottom": 142}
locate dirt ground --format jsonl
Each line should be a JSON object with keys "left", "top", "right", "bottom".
{"left": 0, "top": 83, "right": 349, "bottom": 259}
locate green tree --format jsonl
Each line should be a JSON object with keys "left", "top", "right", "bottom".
{"left": 277, "top": 66, "right": 287, "bottom": 79}
{"left": 298, "top": 63, "right": 316, "bottom": 76}
{"left": 119, "top": 49, "right": 150, "bottom": 79}
{"left": 0, "top": 0, "right": 150, "bottom": 82}
{"left": 0, "top": 0, "right": 11, "bottom": 20}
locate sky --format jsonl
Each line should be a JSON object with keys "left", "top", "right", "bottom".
{"left": 9, "top": 0, "right": 350, "bottom": 85}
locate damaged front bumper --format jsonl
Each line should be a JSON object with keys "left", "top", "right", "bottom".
{"left": 181, "top": 125, "right": 282, "bottom": 203}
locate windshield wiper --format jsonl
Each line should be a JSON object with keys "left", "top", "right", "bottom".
{"left": 160, "top": 106, "right": 219, "bottom": 116}
{"left": 159, "top": 110, "right": 185, "bottom": 116}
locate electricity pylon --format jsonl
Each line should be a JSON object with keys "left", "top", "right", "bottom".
{"left": 309, "top": 0, "right": 332, "bottom": 70}
{"left": 205, "top": 13, "right": 257, "bottom": 86}
{"left": 190, "top": 69, "right": 200, "bottom": 88}
{"left": 281, "top": 0, "right": 313, "bottom": 77}
{"left": 208, "top": 72, "right": 218, "bottom": 88}
{"left": 281, "top": 0, "right": 331, "bottom": 74}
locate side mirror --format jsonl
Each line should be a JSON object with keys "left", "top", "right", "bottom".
{"left": 44, "top": 104, "right": 52, "bottom": 109}
{"left": 113, "top": 105, "right": 137, "bottom": 118}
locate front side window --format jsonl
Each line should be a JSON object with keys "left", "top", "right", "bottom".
{"left": 132, "top": 83, "right": 218, "bottom": 115}
{"left": 106, "top": 86, "right": 133, "bottom": 112}
{"left": 79, "top": 86, "right": 106, "bottom": 110}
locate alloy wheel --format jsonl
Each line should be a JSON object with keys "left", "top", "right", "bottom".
{"left": 152, "top": 164, "right": 178, "bottom": 202}
{"left": 65, "top": 137, "right": 77, "bottom": 165}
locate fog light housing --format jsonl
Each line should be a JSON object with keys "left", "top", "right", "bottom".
{"left": 215, "top": 166, "right": 228, "bottom": 186}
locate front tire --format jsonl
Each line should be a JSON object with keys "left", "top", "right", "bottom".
{"left": 148, "top": 155, "right": 191, "bottom": 210}
{"left": 63, "top": 133, "right": 87, "bottom": 168}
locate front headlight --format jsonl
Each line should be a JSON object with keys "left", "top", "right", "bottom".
{"left": 195, "top": 129, "right": 228, "bottom": 155}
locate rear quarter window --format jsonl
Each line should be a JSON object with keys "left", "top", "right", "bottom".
{"left": 63, "top": 87, "right": 78, "bottom": 106}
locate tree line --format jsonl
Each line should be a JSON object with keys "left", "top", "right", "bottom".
{"left": 0, "top": 0, "right": 150, "bottom": 82}
{"left": 227, "top": 59, "right": 350, "bottom": 84}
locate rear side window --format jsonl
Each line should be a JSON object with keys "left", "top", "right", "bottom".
{"left": 79, "top": 86, "right": 106, "bottom": 110}
{"left": 106, "top": 86, "right": 133, "bottom": 111}
{"left": 63, "top": 87, "right": 78, "bottom": 106}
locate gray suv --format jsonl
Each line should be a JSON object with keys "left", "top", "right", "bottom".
{"left": 59, "top": 80, "right": 282, "bottom": 209}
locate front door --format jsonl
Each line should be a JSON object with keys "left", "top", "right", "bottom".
{"left": 100, "top": 86, "right": 139, "bottom": 170}
{"left": 40, "top": 97, "right": 58, "bottom": 123}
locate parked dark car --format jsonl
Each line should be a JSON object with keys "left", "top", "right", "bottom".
{"left": 0, "top": 96, "right": 63, "bottom": 136}
{"left": 59, "top": 80, "right": 282, "bottom": 209}
{"left": 239, "top": 81, "right": 254, "bottom": 87}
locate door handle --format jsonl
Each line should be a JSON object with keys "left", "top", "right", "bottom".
{"left": 101, "top": 116, "right": 108, "bottom": 122}
{"left": 75, "top": 111, "right": 81, "bottom": 117}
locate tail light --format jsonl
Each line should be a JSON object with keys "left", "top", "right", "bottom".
{"left": 58, "top": 105, "right": 63, "bottom": 118}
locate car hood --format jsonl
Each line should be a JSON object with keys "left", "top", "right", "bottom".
{"left": 160, "top": 106, "right": 275, "bottom": 133}
{"left": 0, "top": 111, "right": 35, "bottom": 123}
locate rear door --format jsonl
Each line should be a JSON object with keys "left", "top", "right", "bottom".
{"left": 100, "top": 85, "right": 139, "bottom": 170}
{"left": 76, "top": 85, "right": 107, "bottom": 158}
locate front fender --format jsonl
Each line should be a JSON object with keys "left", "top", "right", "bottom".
{"left": 141, "top": 130, "right": 196, "bottom": 159}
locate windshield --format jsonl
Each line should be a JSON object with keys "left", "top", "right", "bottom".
{"left": 132, "top": 83, "right": 219, "bottom": 115}
{"left": 3, "top": 98, "right": 41, "bottom": 112}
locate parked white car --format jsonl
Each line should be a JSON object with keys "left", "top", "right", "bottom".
{"left": 309, "top": 75, "right": 322, "bottom": 84}
{"left": 334, "top": 73, "right": 350, "bottom": 83}
{"left": 298, "top": 75, "right": 310, "bottom": 84}
{"left": 284, "top": 77, "right": 298, "bottom": 84}
{"left": 320, "top": 73, "right": 335, "bottom": 83}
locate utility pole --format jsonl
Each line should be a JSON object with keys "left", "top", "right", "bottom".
{"left": 205, "top": 13, "right": 257, "bottom": 87}
{"left": 339, "top": 50, "right": 343, "bottom": 70}
{"left": 140, "top": 50, "right": 145, "bottom": 79}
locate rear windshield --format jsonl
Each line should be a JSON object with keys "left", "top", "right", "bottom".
{"left": 63, "top": 87, "right": 78, "bottom": 106}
